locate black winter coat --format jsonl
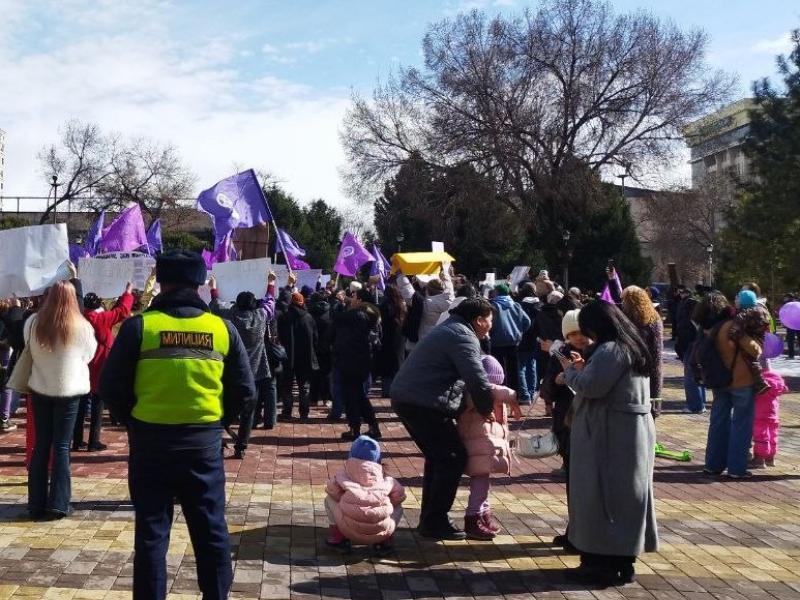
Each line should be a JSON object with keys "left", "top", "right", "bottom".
{"left": 278, "top": 305, "right": 319, "bottom": 378}
{"left": 377, "top": 300, "right": 405, "bottom": 377}
{"left": 309, "top": 299, "right": 333, "bottom": 373}
{"left": 518, "top": 299, "right": 541, "bottom": 352}
{"left": 332, "top": 307, "right": 379, "bottom": 380}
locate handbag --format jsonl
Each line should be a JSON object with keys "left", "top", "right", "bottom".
{"left": 265, "top": 320, "right": 287, "bottom": 372}
{"left": 514, "top": 393, "right": 561, "bottom": 459}
{"left": 7, "top": 344, "right": 33, "bottom": 394}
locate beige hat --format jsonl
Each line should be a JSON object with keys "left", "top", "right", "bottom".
{"left": 349, "top": 281, "right": 363, "bottom": 293}
{"left": 547, "top": 290, "right": 564, "bottom": 305}
{"left": 562, "top": 309, "right": 581, "bottom": 338}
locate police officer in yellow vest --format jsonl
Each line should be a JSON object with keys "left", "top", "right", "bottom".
{"left": 101, "top": 250, "right": 255, "bottom": 600}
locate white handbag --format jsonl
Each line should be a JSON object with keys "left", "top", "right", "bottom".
{"left": 514, "top": 393, "right": 561, "bottom": 459}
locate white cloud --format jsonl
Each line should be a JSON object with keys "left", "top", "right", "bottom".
{"left": 0, "top": 4, "right": 352, "bottom": 212}
{"left": 751, "top": 34, "right": 793, "bottom": 56}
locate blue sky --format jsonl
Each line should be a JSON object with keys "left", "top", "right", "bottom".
{"left": 0, "top": 0, "right": 798, "bottom": 210}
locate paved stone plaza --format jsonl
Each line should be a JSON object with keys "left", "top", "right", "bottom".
{"left": 0, "top": 353, "right": 799, "bottom": 599}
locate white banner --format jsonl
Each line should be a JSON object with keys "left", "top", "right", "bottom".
{"left": 211, "top": 257, "right": 271, "bottom": 302}
{"left": 295, "top": 269, "right": 323, "bottom": 292}
{"left": 0, "top": 224, "right": 71, "bottom": 298}
{"left": 79, "top": 254, "right": 155, "bottom": 298}
{"left": 509, "top": 266, "right": 531, "bottom": 291}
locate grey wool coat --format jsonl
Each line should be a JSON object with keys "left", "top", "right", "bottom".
{"left": 564, "top": 341, "right": 659, "bottom": 557}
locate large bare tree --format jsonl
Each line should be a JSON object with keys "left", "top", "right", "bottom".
{"left": 636, "top": 173, "right": 736, "bottom": 283}
{"left": 39, "top": 120, "right": 195, "bottom": 224}
{"left": 342, "top": 0, "right": 735, "bottom": 240}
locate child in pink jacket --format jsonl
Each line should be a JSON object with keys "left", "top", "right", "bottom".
{"left": 325, "top": 435, "right": 406, "bottom": 554}
{"left": 751, "top": 370, "right": 787, "bottom": 468}
{"left": 457, "top": 354, "right": 522, "bottom": 540}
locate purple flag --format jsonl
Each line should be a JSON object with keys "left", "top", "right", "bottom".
{"left": 600, "top": 272, "right": 621, "bottom": 304}
{"left": 277, "top": 228, "right": 306, "bottom": 257}
{"left": 69, "top": 243, "right": 90, "bottom": 265}
{"left": 99, "top": 204, "right": 148, "bottom": 253}
{"left": 370, "top": 245, "right": 391, "bottom": 290}
{"left": 201, "top": 249, "right": 215, "bottom": 270}
{"left": 213, "top": 230, "right": 236, "bottom": 264}
{"left": 146, "top": 219, "right": 162, "bottom": 255}
{"left": 334, "top": 232, "right": 373, "bottom": 277}
{"left": 197, "top": 169, "right": 273, "bottom": 247}
{"left": 84, "top": 211, "right": 105, "bottom": 256}
{"left": 284, "top": 249, "right": 310, "bottom": 271}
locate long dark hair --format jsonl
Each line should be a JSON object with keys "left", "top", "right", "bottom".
{"left": 578, "top": 301, "right": 651, "bottom": 376}
{"left": 383, "top": 285, "right": 407, "bottom": 327}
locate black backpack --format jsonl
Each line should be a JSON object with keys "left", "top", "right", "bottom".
{"left": 690, "top": 320, "right": 740, "bottom": 389}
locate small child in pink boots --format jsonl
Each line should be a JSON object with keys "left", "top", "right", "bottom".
{"left": 751, "top": 370, "right": 787, "bottom": 468}
{"left": 457, "top": 354, "right": 522, "bottom": 540}
{"left": 325, "top": 435, "right": 406, "bottom": 555}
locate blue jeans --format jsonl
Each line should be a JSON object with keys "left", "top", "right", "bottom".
{"left": 705, "top": 386, "right": 756, "bottom": 476}
{"left": 28, "top": 394, "right": 81, "bottom": 516}
{"left": 683, "top": 352, "right": 706, "bottom": 412}
{"left": 129, "top": 444, "right": 232, "bottom": 600}
{"left": 518, "top": 350, "right": 538, "bottom": 402}
{"left": 253, "top": 376, "right": 278, "bottom": 429}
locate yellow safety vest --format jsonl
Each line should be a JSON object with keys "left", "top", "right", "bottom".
{"left": 132, "top": 311, "right": 230, "bottom": 425}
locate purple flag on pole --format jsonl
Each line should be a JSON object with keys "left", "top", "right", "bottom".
{"left": 99, "top": 204, "right": 148, "bottom": 253}
{"left": 145, "top": 219, "right": 162, "bottom": 255}
{"left": 69, "top": 243, "right": 90, "bottom": 265}
{"left": 285, "top": 250, "right": 310, "bottom": 271}
{"left": 333, "top": 232, "right": 373, "bottom": 277}
{"left": 196, "top": 169, "right": 273, "bottom": 247}
{"left": 213, "top": 231, "right": 235, "bottom": 264}
{"left": 201, "top": 249, "right": 215, "bottom": 270}
{"left": 84, "top": 211, "right": 105, "bottom": 256}
{"left": 277, "top": 229, "right": 306, "bottom": 257}
{"left": 370, "top": 245, "right": 391, "bottom": 290}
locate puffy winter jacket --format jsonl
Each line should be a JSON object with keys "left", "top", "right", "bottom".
{"left": 84, "top": 291, "right": 134, "bottom": 393}
{"left": 490, "top": 295, "right": 531, "bottom": 348}
{"left": 325, "top": 458, "right": 406, "bottom": 544}
{"left": 458, "top": 385, "right": 515, "bottom": 477}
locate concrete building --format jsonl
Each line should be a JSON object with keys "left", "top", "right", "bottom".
{"left": 0, "top": 129, "right": 5, "bottom": 199}
{"left": 684, "top": 98, "right": 756, "bottom": 187}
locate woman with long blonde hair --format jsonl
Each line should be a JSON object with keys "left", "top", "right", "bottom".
{"left": 621, "top": 286, "right": 664, "bottom": 417}
{"left": 24, "top": 280, "right": 97, "bottom": 519}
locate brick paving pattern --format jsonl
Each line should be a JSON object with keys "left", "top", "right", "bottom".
{"left": 1, "top": 354, "right": 799, "bottom": 599}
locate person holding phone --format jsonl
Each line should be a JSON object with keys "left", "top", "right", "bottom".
{"left": 557, "top": 302, "right": 658, "bottom": 587}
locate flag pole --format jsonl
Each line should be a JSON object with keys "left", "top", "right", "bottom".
{"left": 255, "top": 176, "right": 294, "bottom": 277}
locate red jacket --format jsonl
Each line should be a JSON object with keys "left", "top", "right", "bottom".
{"left": 84, "top": 292, "right": 134, "bottom": 393}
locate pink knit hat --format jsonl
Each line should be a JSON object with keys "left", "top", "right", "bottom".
{"left": 481, "top": 354, "right": 505, "bottom": 385}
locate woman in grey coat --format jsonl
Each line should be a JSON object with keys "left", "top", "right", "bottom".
{"left": 559, "top": 301, "right": 658, "bottom": 587}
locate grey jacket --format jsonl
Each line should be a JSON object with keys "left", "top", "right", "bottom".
{"left": 210, "top": 300, "right": 271, "bottom": 381}
{"left": 390, "top": 315, "right": 493, "bottom": 416}
{"left": 564, "top": 341, "right": 659, "bottom": 557}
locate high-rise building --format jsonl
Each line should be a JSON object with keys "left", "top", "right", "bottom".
{"left": 0, "top": 128, "right": 5, "bottom": 199}
{"left": 684, "top": 98, "right": 756, "bottom": 187}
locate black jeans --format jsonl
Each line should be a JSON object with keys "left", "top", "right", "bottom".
{"left": 280, "top": 370, "right": 309, "bottom": 418}
{"left": 129, "top": 444, "right": 232, "bottom": 600}
{"left": 491, "top": 345, "right": 520, "bottom": 396}
{"left": 787, "top": 329, "right": 797, "bottom": 359}
{"left": 309, "top": 367, "right": 331, "bottom": 404}
{"left": 73, "top": 392, "right": 103, "bottom": 447}
{"left": 393, "top": 402, "right": 467, "bottom": 531}
{"left": 342, "top": 373, "right": 377, "bottom": 431}
{"left": 252, "top": 377, "right": 278, "bottom": 429}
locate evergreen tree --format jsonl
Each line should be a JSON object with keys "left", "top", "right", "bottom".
{"left": 719, "top": 30, "right": 800, "bottom": 299}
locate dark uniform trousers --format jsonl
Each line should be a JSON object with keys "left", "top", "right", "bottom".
{"left": 129, "top": 442, "right": 231, "bottom": 600}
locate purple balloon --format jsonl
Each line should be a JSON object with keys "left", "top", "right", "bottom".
{"left": 763, "top": 332, "right": 783, "bottom": 359}
{"left": 779, "top": 301, "right": 800, "bottom": 331}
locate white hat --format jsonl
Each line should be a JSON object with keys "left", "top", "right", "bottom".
{"left": 562, "top": 309, "right": 581, "bottom": 338}
{"left": 547, "top": 290, "right": 564, "bottom": 305}
{"left": 349, "top": 281, "right": 363, "bottom": 293}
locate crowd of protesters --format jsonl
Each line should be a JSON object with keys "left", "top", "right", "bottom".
{"left": 0, "top": 252, "right": 796, "bottom": 594}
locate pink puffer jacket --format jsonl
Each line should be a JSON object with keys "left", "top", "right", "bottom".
{"left": 325, "top": 458, "right": 406, "bottom": 544}
{"left": 458, "top": 385, "right": 514, "bottom": 477}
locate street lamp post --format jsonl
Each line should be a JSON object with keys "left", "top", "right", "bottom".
{"left": 50, "top": 175, "right": 60, "bottom": 224}
{"left": 563, "top": 230, "right": 571, "bottom": 290}
{"left": 706, "top": 243, "right": 714, "bottom": 287}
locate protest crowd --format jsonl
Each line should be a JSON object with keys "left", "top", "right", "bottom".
{"left": 0, "top": 170, "right": 797, "bottom": 600}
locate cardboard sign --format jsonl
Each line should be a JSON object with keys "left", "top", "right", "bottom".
{"left": 210, "top": 258, "right": 271, "bottom": 302}
{"left": 0, "top": 224, "right": 71, "bottom": 298}
{"left": 295, "top": 269, "right": 323, "bottom": 292}
{"left": 79, "top": 254, "right": 155, "bottom": 298}
{"left": 509, "top": 266, "right": 531, "bottom": 291}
